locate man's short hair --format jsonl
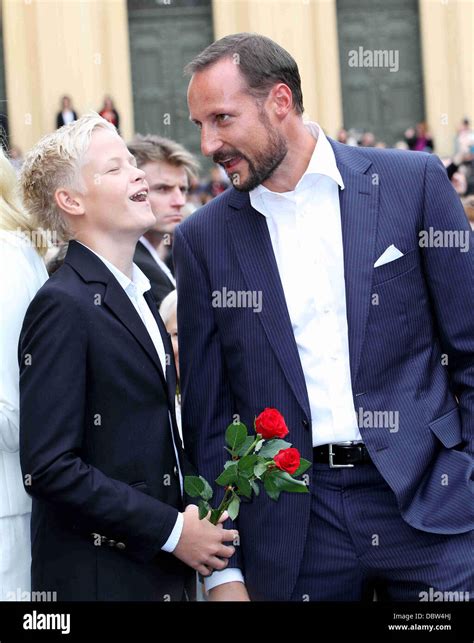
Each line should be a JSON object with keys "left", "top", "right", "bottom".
{"left": 21, "top": 112, "right": 116, "bottom": 242}
{"left": 184, "top": 32, "right": 304, "bottom": 115}
{"left": 127, "top": 134, "right": 199, "bottom": 182}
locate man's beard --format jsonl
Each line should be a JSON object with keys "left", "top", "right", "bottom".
{"left": 216, "top": 111, "right": 288, "bottom": 192}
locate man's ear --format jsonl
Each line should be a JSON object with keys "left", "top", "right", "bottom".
{"left": 54, "top": 188, "right": 85, "bottom": 217}
{"left": 269, "top": 83, "right": 293, "bottom": 117}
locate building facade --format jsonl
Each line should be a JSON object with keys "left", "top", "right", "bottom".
{"left": 0, "top": 0, "right": 472, "bottom": 159}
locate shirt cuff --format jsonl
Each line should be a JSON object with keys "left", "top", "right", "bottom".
{"left": 203, "top": 568, "right": 245, "bottom": 592}
{"left": 161, "top": 512, "right": 183, "bottom": 553}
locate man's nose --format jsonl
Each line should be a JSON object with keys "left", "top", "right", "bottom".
{"left": 200, "top": 126, "right": 222, "bottom": 158}
{"left": 171, "top": 187, "right": 186, "bottom": 208}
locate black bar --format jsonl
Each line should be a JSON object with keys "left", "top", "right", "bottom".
{"left": 0, "top": 601, "right": 471, "bottom": 642}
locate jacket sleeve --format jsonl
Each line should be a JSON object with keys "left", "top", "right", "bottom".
{"left": 421, "top": 154, "right": 474, "bottom": 453}
{"left": 174, "top": 224, "right": 243, "bottom": 572}
{"left": 19, "top": 288, "right": 179, "bottom": 563}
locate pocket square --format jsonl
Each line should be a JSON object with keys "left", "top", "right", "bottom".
{"left": 374, "top": 244, "right": 404, "bottom": 268}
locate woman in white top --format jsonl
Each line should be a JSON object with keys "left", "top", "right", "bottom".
{"left": 0, "top": 147, "right": 48, "bottom": 600}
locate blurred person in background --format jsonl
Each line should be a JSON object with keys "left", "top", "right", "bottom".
{"left": 455, "top": 118, "right": 474, "bottom": 158}
{"left": 56, "top": 95, "right": 78, "bottom": 129}
{"left": 404, "top": 121, "right": 434, "bottom": 152}
{"left": 200, "top": 164, "right": 230, "bottom": 203}
{"left": 128, "top": 134, "right": 199, "bottom": 307}
{"left": 0, "top": 147, "right": 48, "bottom": 600}
{"left": 99, "top": 95, "right": 120, "bottom": 133}
{"left": 359, "top": 131, "right": 376, "bottom": 147}
{"left": 159, "top": 289, "right": 180, "bottom": 428}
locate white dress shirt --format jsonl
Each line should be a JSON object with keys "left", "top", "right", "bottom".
{"left": 139, "top": 236, "right": 176, "bottom": 286}
{"left": 76, "top": 242, "right": 183, "bottom": 552}
{"left": 250, "top": 122, "right": 362, "bottom": 447}
{"left": 207, "top": 122, "right": 362, "bottom": 592}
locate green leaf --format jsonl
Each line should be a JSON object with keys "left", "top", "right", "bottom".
{"left": 272, "top": 470, "right": 308, "bottom": 493}
{"left": 224, "top": 446, "right": 236, "bottom": 457}
{"left": 235, "top": 474, "right": 252, "bottom": 498}
{"left": 198, "top": 499, "right": 211, "bottom": 520}
{"left": 184, "top": 475, "right": 205, "bottom": 498}
{"left": 238, "top": 454, "right": 258, "bottom": 475}
{"left": 215, "top": 463, "right": 238, "bottom": 486}
{"left": 250, "top": 479, "right": 260, "bottom": 496}
{"left": 199, "top": 476, "right": 214, "bottom": 501}
{"left": 258, "top": 439, "right": 292, "bottom": 459}
{"left": 227, "top": 495, "right": 241, "bottom": 520}
{"left": 263, "top": 474, "right": 280, "bottom": 501}
{"left": 237, "top": 436, "right": 255, "bottom": 456}
{"left": 253, "top": 461, "right": 268, "bottom": 478}
{"left": 225, "top": 422, "right": 248, "bottom": 451}
{"left": 293, "top": 458, "right": 311, "bottom": 477}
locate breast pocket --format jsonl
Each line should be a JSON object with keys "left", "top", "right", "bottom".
{"left": 372, "top": 249, "right": 418, "bottom": 286}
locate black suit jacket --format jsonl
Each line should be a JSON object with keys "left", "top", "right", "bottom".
{"left": 19, "top": 240, "right": 193, "bottom": 601}
{"left": 134, "top": 240, "right": 175, "bottom": 308}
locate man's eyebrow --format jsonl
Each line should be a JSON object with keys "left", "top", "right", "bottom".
{"left": 151, "top": 182, "right": 189, "bottom": 188}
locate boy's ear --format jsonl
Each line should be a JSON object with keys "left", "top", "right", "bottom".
{"left": 54, "top": 188, "right": 86, "bottom": 217}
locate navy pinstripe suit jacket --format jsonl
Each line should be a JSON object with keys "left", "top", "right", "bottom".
{"left": 174, "top": 140, "right": 473, "bottom": 600}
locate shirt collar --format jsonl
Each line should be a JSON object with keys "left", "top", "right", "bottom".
{"left": 76, "top": 240, "right": 151, "bottom": 298}
{"left": 249, "top": 121, "right": 344, "bottom": 217}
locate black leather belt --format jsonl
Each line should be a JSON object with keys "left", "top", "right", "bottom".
{"left": 313, "top": 442, "right": 372, "bottom": 467}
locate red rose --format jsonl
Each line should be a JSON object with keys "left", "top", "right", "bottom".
{"left": 255, "top": 408, "right": 289, "bottom": 440}
{"left": 273, "top": 448, "right": 301, "bottom": 475}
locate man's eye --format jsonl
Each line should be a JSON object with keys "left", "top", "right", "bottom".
{"left": 107, "top": 168, "right": 119, "bottom": 173}
{"left": 216, "top": 114, "right": 230, "bottom": 123}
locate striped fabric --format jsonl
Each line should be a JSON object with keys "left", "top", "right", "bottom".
{"left": 174, "top": 140, "right": 474, "bottom": 600}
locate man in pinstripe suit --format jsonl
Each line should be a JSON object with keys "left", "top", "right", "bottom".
{"left": 174, "top": 33, "right": 473, "bottom": 601}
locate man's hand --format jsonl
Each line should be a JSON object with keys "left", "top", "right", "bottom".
{"left": 173, "top": 505, "right": 237, "bottom": 577}
{"left": 208, "top": 582, "right": 250, "bottom": 601}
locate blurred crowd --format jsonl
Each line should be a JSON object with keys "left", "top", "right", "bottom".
{"left": 4, "top": 102, "right": 474, "bottom": 224}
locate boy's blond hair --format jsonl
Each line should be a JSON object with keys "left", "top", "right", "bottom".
{"left": 21, "top": 112, "right": 116, "bottom": 242}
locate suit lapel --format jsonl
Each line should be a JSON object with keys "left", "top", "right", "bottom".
{"left": 102, "top": 279, "right": 168, "bottom": 387}
{"left": 329, "top": 139, "right": 380, "bottom": 386}
{"left": 226, "top": 197, "right": 311, "bottom": 419}
{"left": 65, "top": 241, "right": 167, "bottom": 390}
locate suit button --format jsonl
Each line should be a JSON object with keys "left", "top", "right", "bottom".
{"left": 302, "top": 419, "right": 309, "bottom": 429}
{"left": 116, "top": 542, "right": 126, "bottom": 550}
{"left": 173, "top": 466, "right": 178, "bottom": 477}
{"left": 107, "top": 539, "right": 116, "bottom": 547}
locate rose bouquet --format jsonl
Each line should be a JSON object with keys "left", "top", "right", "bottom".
{"left": 184, "top": 408, "right": 310, "bottom": 524}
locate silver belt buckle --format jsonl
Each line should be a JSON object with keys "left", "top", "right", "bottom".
{"left": 328, "top": 442, "right": 355, "bottom": 468}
